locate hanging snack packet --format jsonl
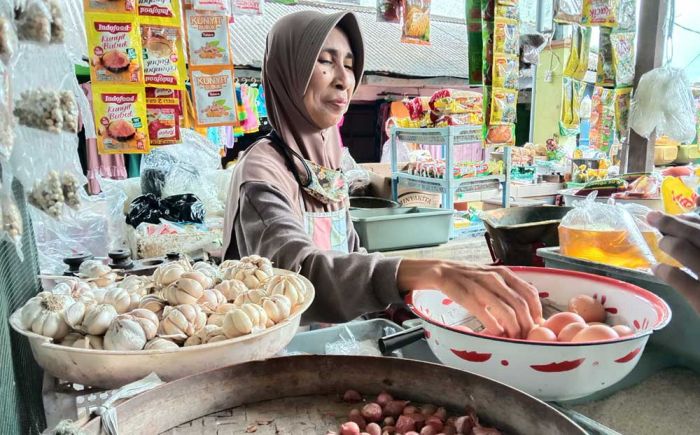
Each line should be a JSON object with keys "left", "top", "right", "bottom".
{"left": 596, "top": 28, "right": 615, "bottom": 87}
{"left": 233, "top": 0, "right": 264, "bottom": 16}
{"left": 610, "top": 32, "right": 635, "bottom": 87}
{"left": 146, "top": 87, "right": 184, "bottom": 122}
{"left": 563, "top": 25, "right": 580, "bottom": 78}
{"left": 614, "top": 87, "right": 632, "bottom": 143}
{"left": 84, "top": 0, "right": 137, "bottom": 14}
{"left": 377, "top": 0, "right": 401, "bottom": 23}
{"left": 490, "top": 87, "right": 517, "bottom": 124}
{"left": 554, "top": 0, "right": 583, "bottom": 23}
{"left": 494, "top": 17, "right": 519, "bottom": 55}
{"left": 495, "top": 5, "right": 519, "bottom": 20}
{"left": 573, "top": 27, "right": 591, "bottom": 81}
{"left": 572, "top": 79, "right": 585, "bottom": 128}
{"left": 185, "top": 9, "right": 232, "bottom": 66}
{"left": 581, "top": 0, "right": 617, "bottom": 27}
{"left": 137, "top": 0, "right": 181, "bottom": 22}
{"left": 87, "top": 15, "right": 144, "bottom": 84}
{"left": 560, "top": 77, "right": 574, "bottom": 130}
{"left": 193, "top": 0, "right": 229, "bottom": 12}
{"left": 481, "top": 0, "right": 495, "bottom": 22}
{"left": 190, "top": 66, "right": 237, "bottom": 127}
{"left": 485, "top": 123, "right": 515, "bottom": 146}
{"left": 493, "top": 54, "right": 519, "bottom": 89}
{"left": 93, "top": 84, "right": 150, "bottom": 154}
{"left": 141, "top": 24, "right": 186, "bottom": 88}
{"left": 401, "top": 0, "right": 431, "bottom": 45}
{"left": 496, "top": 0, "right": 517, "bottom": 6}
{"left": 146, "top": 87, "right": 182, "bottom": 145}
{"left": 616, "top": 0, "right": 636, "bottom": 31}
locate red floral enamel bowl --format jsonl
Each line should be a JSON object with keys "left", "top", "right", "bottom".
{"left": 407, "top": 267, "right": 671, "bottom": 401}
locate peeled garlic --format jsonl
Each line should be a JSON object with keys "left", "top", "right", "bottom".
{"left": 159, "top": 304, "right": 207, "bottom": 338}
{"left": 222, "top": 308, "right": 254, "bottom": 338}
{"left": 206, "top": 303, "right": 237, "bottom": 327}
{"left": 144, "top": 337, "right": 179, "bottom": 350}
{"left": 262, "top": 294, "right": 292, "bottom": 324}
{"left": 103, "top": 287, "right": 140, "bottom": 314}
{"left": 128, "top": 309, "right": 159, "bottom": 340}
{"left": 82, "top": 303, "right": 118, "bottom": 336}
{"left": 184, "top": 324, "right": 226, "bottom": 346}
{"left": 163, "top": 278, "right": 204, "bottom": 306}
{"left": 197, "top": 289, "right": 226, "bottom": 313}
{"left": 19, "top": 292, "right": 72, "bottom": 339}
{"left": 241, "top": 255, "right": 274, "bottom": 276}
{"left": 224, "top": 263, "right": 270, "bottom": 289}
{"left": 139, "top": 294, "right": 167, "bottom": 319}
{"left": 153, "top": 260, "right": 192, "bottom": 287}
{"left": 233, "top": 289, "right": 267, "bottom": 307}
{"left": 104, "top": 314, "right": 147, "bottom": 351}
{"left": 60, "top": 332, "right": 103, "bottom": 350}
{"left": 215, "top": 279, "right": 248, "bottom": 302}
{"left": 266, "top": 274, "right": 307, "bottom": 306}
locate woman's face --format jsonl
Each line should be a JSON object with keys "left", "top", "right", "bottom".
{"left": 303, "top": 27, "right": 356, "bottom": 130}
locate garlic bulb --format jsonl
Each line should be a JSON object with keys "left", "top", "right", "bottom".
{"left": 219, "top": 259, "right": 241, "bottom": 273}
{"left": 266, "top": 274, "right": 307, "bottom": 306}
{"left": 233, "top": 289, "right": 267, "bottom": 307}
{"left": 224, "top": 263, "right": 270, "bottom": 289}
{"left": 91, "top": 287, "right": 108, "bottom": 304}
{"left": 52, "top": 280, "right": 94, "bottom": 303}
{"left": 222, "top": 308, "right": 254, "bottom": 338}
{"left": 215, "top": 279, "right": 248, "bottom": 302}
{"left": 103, "top": 287, "right": 140, "bottom": 314}
{"left": 19, "top": 292, "right": 72, "bottom": 339}
{"left": 78, "top": 260, "right": 111, "bottom": 279}
{"left": 262, "top": 294, "right": 292, "bottom": 324}
{"left": 197, "top": 289, "right": 226, "bottom": 313}
{"left": 181, "top": 271, "right": 214, "bottom": 291}
{"left": 184, "top": 325, "right": 226, "bottom": 346}
{"left": 239, "top": 303, "right": 270, "bottom": 329}
{"left": 163, "top": 278, "right": 204, "bottom": 306}
{"left": 144, "top": 337, "right": 179, "bottom": 350}
{"left": 104, "top": 314, "right": 147, "bottom": 351}
{"left": 241, "top": 255, "right": 274, "bottom": 276}
{"left": 206, "top": 303, "right": 237, "bottom": 327}
{"left": 193, "top": 261, "right": 222, "bottom": 285}
{"left": 118, "top": 275, "right": 152, "bottom": 297}
{"left": 60, "top": 332, "right": 103, "bottom": 350}
{"left": 91, "top": 272, "right": 119, "bottom": 289}
{"left": 138, "top": 294, "right": 167, "bottom": 319}
{"left": 82, "top": 303, "right": 118, "bottom": 336}
{"left": 159, "top": 304, "right": 207, "bottom": 339}
{"left": 153, "top": 260, "right": 192, "bottom": 287}
{"left": 128, "top": 309, "right": 159, "bottom": 340}
{"left": 64, "top": 299, "right": 93, "bottom": 330}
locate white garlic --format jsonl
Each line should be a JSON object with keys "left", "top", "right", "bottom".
{"left": 184, "top": 324, "right": 226, "bottom": 346}
{"left": 104, "top": 314, "right": 147, "bottom": 351}
{"left": 159, "top": 304, "right": 206, "bottom": 339}
{"left": 128, "top": 309, "right": 159, "bottom": 340}
{"left": 193, "top": 261, "right": 222, "bottom": 285}
{"left": 222, "top": 308, "right": 253, "bottom": 338}
{"left": 79, "top": 260, "right": 112, "bottom": 280}
{"left": 19, "top": 292, "right": 72, "bottom": 339}
{"left": 82, "top": 304, "right": 118, "bottom": 336}
{"left": 224, "top": 263, "right": 270, "bottom": 289}
{"left": 118, "top": 275, "right": 153, "bottom": 297}
{"left": 90, "top": 287, "right": 108, "bottom": 304}
{"left": 153, "top": 260, "right": 192, "bottom": 287}
{"left": 91, "top": 272, "right": 119, "bottom": 289}
{"left": 64, "top": 299, "right": 93, "bottom": 330}
{"left": 103, "top": 287, "right": 140, "bottom": 314}
{"left": 240, "top": 255, "right": 274, "bottom": 276}
{"left": 197, "top": 289, "right": 226, "bottom": 313}
{"left": 215, "top": 279, "right": 248, "bottom": 302}
{"left": 206, "top": 303, "right": 237, "bottom": 327}
{"left": 240, "top": 303, "right": 270, "bottom": 329}
{"left": 219, "top": 259, "right": 241, "bottom": 274}
{"left": 60, "top": 332, "right": 103, "bottom": 350}
{"left": 181, "top": 271, "right": 214, "bottom": 291}
{"left": 233, "top": 289, "right": 267, "bottom": 307}
{"left": 138, "top": 294, "right": 167, "bottom": 319}
{"left": 261, "top": 294, "right": 292, "bottom": 324}
{"left": 52, "top": 280, "right": 94, "bottom": 303}
{"left": 266, "top": 274, "right": 307, "bottom": 306}
{"left": 163, "top": 278, "right": 204, "bottom": 306}
{"left": 144, "top": 337, "right": 179, "bottom": 350}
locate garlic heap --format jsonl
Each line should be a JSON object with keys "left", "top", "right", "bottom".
{"left": 193, "top": 261, "right": 222, "bottom": 286}
{"left": 266, "top": 274, "right": 308, "bottom": 307}
{"left": 224, "top": 263, "right": 270, "bottom": 289}
{"left": 206, "top": 303, "right": 237, "bottom": 327}
{"left": 19, "top": 292, "right": 72, "bottom": 340}
{"left": 158, "top": 304, "right": 207, "bottom": 342}
{"left": 184, "top": 325, "right": 227, "bottom": 346}
{"left": 145, "top": 337, "right": 179, "bottom": 350}
{"left": 103, "top": 287, "right": 140, "bottom": 314}
{"left": 153, "top": 260, "right": 192, "bottom": 288}
{"left": 197, "top": 289, "right": 226, "bottom": 314}
{"left": 60, "top": 332, "right": 104, "bottom": 350}
{"left": 81, "top": 304, "right": 118, "bottom": 336}
{"left": 104, "top": 314, "right": 148, "bottom": 351}
{"left": 215, "top": 279, "right": 248, "bottom": 302}
{"left": 78, "top": 260, "right": 118, "bottom": 288}
{"left": 163, "top": 277, "right": 204, "bottom": 306}
{"left": 139, "top": 294, "right": 167, "bottom": 319}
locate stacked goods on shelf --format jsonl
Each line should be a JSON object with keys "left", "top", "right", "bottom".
{"left": 396, "top": 89, "right": 483, "bottom": 129}
{"left": 83, "top": 0, "right": 188, "bottom": 153}
{"left": 408, "top": 158, "right": 503, "bottom": 179}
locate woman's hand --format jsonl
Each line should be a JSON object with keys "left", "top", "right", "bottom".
{"left": 398, "top": 259, "right": 544, "bottom": 339}
{"left": 648, "top": 207, "right": 700, "bottom": 314}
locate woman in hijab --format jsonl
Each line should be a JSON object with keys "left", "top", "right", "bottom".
{"left": 224, "top": 11, "right": 542, "bottom": 338}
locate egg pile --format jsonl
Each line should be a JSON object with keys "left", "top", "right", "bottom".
{"left": 526, "top": 294, "right": 634, "bottom": 343}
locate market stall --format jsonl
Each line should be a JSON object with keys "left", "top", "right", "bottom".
{"left": 1, "top": 0, "right": 700, "bottom": 434}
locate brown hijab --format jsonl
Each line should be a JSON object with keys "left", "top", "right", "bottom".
{"left": 223, "top": 11, "right": 365, "bottom": 257}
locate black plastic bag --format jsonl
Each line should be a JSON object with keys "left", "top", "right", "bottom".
{"left": 126, "top": 193, "right": 205, "bottom": 228}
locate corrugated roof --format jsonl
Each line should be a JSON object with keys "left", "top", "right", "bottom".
{"left": 231, "top": 2, "right": 469, "bottom": 79}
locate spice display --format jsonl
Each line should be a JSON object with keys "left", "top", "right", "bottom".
{"left": 490, "top": 87, "right": 517, "bottom": 124}
{"left": 492, "top": 54, "right": 519, "bottom": 88}
{"left": 13, "top": 89, "right": 78, "bottom": 134}
{"left": 84, "top": 0, "right": 138, "bottom": 14}
{"left": 87, "top": 15, "right": 144, "bottom": 84}
{"left": 141, "top": 24, "right": 186, "bottom": 88}
{"left": 137, "top": 0, "right": 181, "bottom": 21}
{"left": 146, "top": 88, "right": 183, "bottom": 145}
{"left": 184, "top": 9, "right": 232, "bottom": 66}
{"left": 92, "top": 84, "right": 150, "bottom": 154}
{"left": 493, "top": 17, "right": 519, "bottom": 55}
{"left": 190, "top": 66, "right": 237, "bottom": 127}
{"left": 401, "top": 0, "right": 431, "bottom": 45}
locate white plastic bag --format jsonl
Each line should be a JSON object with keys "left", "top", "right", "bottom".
{"left": 629, "top": 67, "right": 697, "bottom": 144}
{"left": 340, "top": 147, "right": 370, "bottom": 195}
{"left": 0, "top": 163, "right": 24, "bottom": 261}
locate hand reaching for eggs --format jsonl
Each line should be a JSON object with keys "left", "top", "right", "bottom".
{"left": 398, "top": 259, "right": 544, "bottom": 339}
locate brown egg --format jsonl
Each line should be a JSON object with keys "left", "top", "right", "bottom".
{"left": 568, "top": 295, "right": 606, "bottom": 323}
{"left": 543, "top": 312, "right": 586, "bottom": 336}
{"left": 612, "top": 325, "right": 635, "bottom": 337}
{"left": 557, "top": 322, "right": 587, "bottom": 342}
{"left": 571, "top": 325, "right": 619, "bottom": 343}
{"left": 527, "top": 326, "right": 558, "bottom": 342}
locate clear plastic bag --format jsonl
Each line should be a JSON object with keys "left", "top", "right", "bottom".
{"left": 559, "top": 192, "right": 656, "bottom": 270}
{"left": 0, "top": 164, "right": 24, "bottom": 261}
{"left": 629, "top": 67, "right": 697, "bottom": 144}
{"left": 380, "top": 140, "right": 411, "bottom": 163}
{"left": 0, "top": 63, "right": 13, "bottom": 160}
{"left": 340, "top": 147, "right": 370, "bottom": 195}
{"left": 554, "top": 0, "right": 582, "bottom": 24}
{"left": 128, "top": 218, "right": 223, "bottom": 259}
{"left": 618, "top": 202, "right": 681, "bottom": 267}
{"left": 0, "top": 3, "right": 17, "bottom": 64}
{"left": 15, "top": 0, "right": 53, "bottom": 44}
{"left": 325, "top": 325, "right": 383, "bottom": 357}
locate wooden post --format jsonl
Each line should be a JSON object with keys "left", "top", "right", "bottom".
{"left": 624, "top": 0, "right": 669, "bottom": 173}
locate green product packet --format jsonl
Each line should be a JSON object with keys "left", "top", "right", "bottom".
{"left": 467, "top": 0, "right": 483, "bottom": 84}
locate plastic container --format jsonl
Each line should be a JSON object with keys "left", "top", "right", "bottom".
{"left": 349, "top": 196, "right": 400, "bottom": 209}
{"left": 350, "top": 207, "right": 453, "bottom": 252}
{"left": 481, "top": 206, "right": 572, "bottom": 266}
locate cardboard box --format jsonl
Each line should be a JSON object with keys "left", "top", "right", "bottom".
{"left": 361, "top": 163, "right": 441, "bottom": 208}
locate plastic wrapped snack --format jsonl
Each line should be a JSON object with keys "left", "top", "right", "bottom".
{"left": 629, "top": 67, "right": 697, "bottom": 144}
{"left": 493, "top": 54, "right": 519, "bottom": 89}
{"left": 610, "top": 32, "right": 635, "bottom": 87}
{"left": 377, "top": 0, "right": 401, "bottom": 23}
{"left": 581, "top": 0, "right": 617, "bottom": 27}
{"left": 401, "top": 0, "right": 431, "bottom": 45}
{"left": 559, "top": 193, "right": 656, "bottom": 270}
{"left": 554, "top": 0, "right": 583, "bottom": 23}
{"left": 596, "top": 28, "right": 615, "bottom": 87}
{"left": 490, "top": 88, "right": 517, "bottom": 124}
{"left": 494, "top": 17, "right": 519, "bottom": 55}
{"left": 15, "top": 0, "right": 52, "bottom": 44}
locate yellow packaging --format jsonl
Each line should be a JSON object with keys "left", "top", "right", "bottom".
{"left": 141, "top": 23, "right": 187, "bottom": 88}
{"left": 489, "top": 87, "right": 518, "bottom": 124}
{"left": 573, "top": 27, "right": 591, "bottom": 80}
{"left": 563, "top": 26, "right": 580, "bottom": 78}
{"left": 661, "top": 176, "right": 698, "bottom": 215}
{"left": 137, "top": 0, "right": 182, "bottom": 23}
{"left": 492, "top": 54, "right": 519, "bottom": 89}
{"left": 582, "top": 0, "right": 618, "bottom": 27}
{"left": 93, "top": 84, "right": 150, "bottom": 154}
{"left": 560, "top": 78, "right": 574, "bottom": 127}
{"left": 87, "top": 14, "right": 144, "bottom": 84}
{"left": 494, "top": 17, "right": 519, "bottom": 56}
{"left": 190, "top": 66, "right": 238, "bottom": 128}
{"left": 84, "top": 0, "right": 137, "bottom": 14}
